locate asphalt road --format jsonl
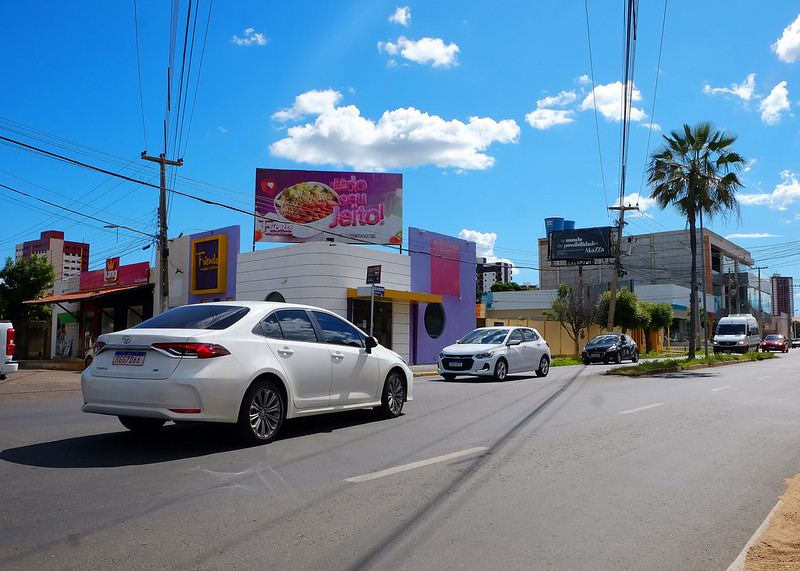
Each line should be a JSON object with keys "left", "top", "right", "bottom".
{"left": 1, "top": 354, "right": 799, "bottom": 570}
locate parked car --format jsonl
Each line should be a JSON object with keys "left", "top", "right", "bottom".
{"left": 437, "top": 326, "right": 551, "bottom": 381}
{"left": 0, "top": 321, "right": 18, "bottom": 380}
{"left": 81, "top": 301, "right": 413, "bottom": 444}
{"left": 761, "top": 334, "right": 789, "bottom": 353}
{"left": 792, "top": 338, "right": 800, "bottom": 349}
{"left": 582, "top": 333, "right": 639, "bottom": 365}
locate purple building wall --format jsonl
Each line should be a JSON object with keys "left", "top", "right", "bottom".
{"left": 409, "top": 227, "right": 476, "bottom": 364}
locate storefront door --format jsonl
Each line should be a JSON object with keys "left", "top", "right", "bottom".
{"left": 352, "top": 299, "right": 392, "bottom": 349}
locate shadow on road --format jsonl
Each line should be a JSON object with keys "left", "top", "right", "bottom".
{"left": 0, "top": 409, "right": 391, "bottom": 469}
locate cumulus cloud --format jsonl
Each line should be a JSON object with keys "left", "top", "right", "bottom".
{"left": 525, "top": 90, "right": 577, "bottom": 129}
{"left": 232, "top": 28, "right": 267, "bottom": 46}
{"left": 760, "top": 81, "right": 791, "bottom": 124}
{"left": 269, "top": 89, "right": 520, "bottom": 171}
{"left": 579, "top": 81, "right": 647, "bottom": 122}
{"left": 772, "top": 13, "right": 800, "bottom": 62}
{"left": 389, "top": 6, "right": 411, "bottom": 26}
{"left": 738, "top": 170, "right": 800, "bottom": 210}
{"left": 459, "top": 229, "right": 515, "bottom": 275}
{"left": 378, "top": 36, "right": 459, "bottom": 67}
{"left": 703, "top": 74, "right": 756, "bottom": 101}
{"left": 614, "top": 192, "right": 657, "bottom": 218}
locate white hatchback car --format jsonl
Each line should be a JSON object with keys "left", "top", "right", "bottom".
{"left": 81, "top": 301, "right": 413, "bottom": 444}
{"left": 437, "top": 326, "right": 551, "bottom": 381}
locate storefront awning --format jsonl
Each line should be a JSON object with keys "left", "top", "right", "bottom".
{"left": 346, "top": 288, "right": 443, "bottom": 304}
{"left": 24, "top": 283, "right": 154, "bottom": 305}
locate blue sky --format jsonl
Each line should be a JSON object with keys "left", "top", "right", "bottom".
{"left": 2, "top": 1, "right": 799, "bottom": 309}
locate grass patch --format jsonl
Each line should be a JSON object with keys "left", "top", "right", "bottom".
{"left": 609, "top": 351, "right": 773, "bottom": 376}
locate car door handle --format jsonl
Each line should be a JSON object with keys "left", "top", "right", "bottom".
{"left": 277, "top": 347, "right": 294, "bottom": 357}
{"left": 331, "top": 351, "right": 344, "bottom": 362}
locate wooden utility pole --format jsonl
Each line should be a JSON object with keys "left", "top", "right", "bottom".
{"left": 141, "top": 151, "right": 183, "bottom": 315}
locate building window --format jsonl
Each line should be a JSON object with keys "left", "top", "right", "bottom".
{"left": 424, "top": 303, "right": 445, "bottom": 339}
{"left": 265, "top": 291, "right": 285, "bottom": 302}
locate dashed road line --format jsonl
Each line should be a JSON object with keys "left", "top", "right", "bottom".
{"left": 346, "top": 446, "right": 489, "bottom": 483}
{"left": 619, "top": 403, "right": 663, "bottom": 415}
{"left": 710, "top": 385, "right": 732, "bottom": 392}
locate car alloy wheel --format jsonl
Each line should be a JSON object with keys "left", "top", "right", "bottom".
{"left": 536, "top": 356, "right": 550, "bottom": 377}
{"left": 614, "top": 352, "right": 622, "bottom": 364}
{"left": 239, "top": 380, "right": 285, "bottom": 445}
{"left": 493, "top": 359, "right": 508, "bottom": 381}
{"left": 377, "top": 371, "right": 405, "bottom": 418}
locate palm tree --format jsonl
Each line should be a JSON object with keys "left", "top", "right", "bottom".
{"left": 646, "top": 122, "right": 747, "bottom": 359}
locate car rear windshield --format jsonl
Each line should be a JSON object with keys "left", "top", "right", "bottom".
{"left": 134, "top": 305, "right": 250, "bottom": 330}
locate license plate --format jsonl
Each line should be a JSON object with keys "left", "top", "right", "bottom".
{"left": 449, "top": 361, "right": 463, "bottom": 368}
{"left": 591, "top": 353, "right": 601, "bottom": 358}
{"left": 113, "top": 351, "right": 146, "bottom": 366}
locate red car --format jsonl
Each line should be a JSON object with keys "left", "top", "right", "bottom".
{"left": 762, "top": 334, "right": 789, "bottom": 353}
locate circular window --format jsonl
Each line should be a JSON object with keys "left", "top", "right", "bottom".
{"left": 424, "top": 303, "right": 445, "bottom": 339}
{"left": 265, "top": 291, "right": 285, "bottom": 302}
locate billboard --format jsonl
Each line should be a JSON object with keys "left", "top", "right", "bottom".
{"left": 255, "top": 169, "right": 403, "bottom": 245}
{"left": 191, "top": 234, "right": 228, "bottom": 295}
{"left": 549, "top": 227, "right": 613, "bottom": 261}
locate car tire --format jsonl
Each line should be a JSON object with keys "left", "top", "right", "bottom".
{"left": 631, "top": 350, "right": 639, "bottom": 363}
{"left": 493, "top": 359, "right": 508, "bottom": 381}
{"left": 118, "top": 416, "right": 166, "bottom": 434}
{"left": 442, "top": 373, "right": 457, "bottom": 381}
{"left": 238, "top": 379, "right": 285, "bottom": 445}
{"left": 613, "top": 352, "right": 622, "bottom": 364}
{"left": 535, "top": 355, "right": 550, "bottom": 377}
{"left": 376, "top": 370, "right": 405, "bottom": 418}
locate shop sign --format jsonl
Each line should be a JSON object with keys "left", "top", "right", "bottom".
{"left": 80, "top": 261, "right": 150, "bottom": 291}
{"left": 104, "top": 257, "right": 120, "bottom": 286}
{"left": 254, "top": 168, "right": 403, "bottom": 245}
{"left": 366, "top": 265, "right": 381, "bottom": 284}
{"left": 191, "top": 234, "right": 228, "bottom": 295}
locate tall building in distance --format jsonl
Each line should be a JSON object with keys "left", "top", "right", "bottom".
{"left": 771, "top": 274, "right": 794, "bottom": 317}
{"left": 15, "top": 230, "right": 90, "bottom": 282}
{"left": 477, "top": 258, "right": 513, "bottom": 292}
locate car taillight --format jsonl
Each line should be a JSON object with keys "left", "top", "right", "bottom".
{"left": 152, "top": 343, "right": 230, "bottom": 358}
{"left": 93, "top": 341, "right": 106, "bottom": 354}
{"left": 6, "top": 328, "right": 14, "bottom": 357}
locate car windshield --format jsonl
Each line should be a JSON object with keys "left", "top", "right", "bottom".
{"left": 459, "top": 329, "right": 509, "bottom": 345}
{"left": 717, "top": 324, "right": 746, "bottom": 335}
{"left": 765, "top": 335, "right": 781, "bottom": 341}
{"left": 590, "top": 335, "right": 619, "bottom": 345}
{"left": 134, "top": 305, "right": 250, "bottom": 330}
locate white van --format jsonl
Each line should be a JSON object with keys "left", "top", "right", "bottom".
{"left": 712, "top": 314, "right": 761, "bottom": 354}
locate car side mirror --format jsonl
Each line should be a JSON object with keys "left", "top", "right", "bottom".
{"left": 365, "top": 336, "right": 378, "bottom": 353}
{"left": 507, "top": 339, "right": 521, "bottom": 346}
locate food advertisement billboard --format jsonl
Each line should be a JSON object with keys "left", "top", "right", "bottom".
{"left": 549, "top": 227, "right": 613, "bottom": 261}
{"left": 254, "top": 169, "right": 403, "bottom": 245}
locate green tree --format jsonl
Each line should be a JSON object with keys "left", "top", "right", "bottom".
{"left": 639, "top": 300, "right": 674, "bottom": 353}
{"left": 545, "top": 283, "right": 598, "bottom": 356}
{"left": 647, "top": 122, "right": 746, "bottom": 359}
{"left": 0, "top": 255, "right": 56, "bottom": 322}
{"left": 596, "top": 288, "right": 640, "bottom": 333}
{"left": 490, "top": 281, "right": 523, "bottom": 292}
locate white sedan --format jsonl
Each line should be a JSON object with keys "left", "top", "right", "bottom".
{"left": 437, "top": 326, "right": 551, "bottom": 381}
{"left": 81, "top": 301, "right": 413, "bottom": 444}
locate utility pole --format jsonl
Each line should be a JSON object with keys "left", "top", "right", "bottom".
{"left": 141, "top": 151, "right": 183, "bottom": 315}
{"left": 606, "top": 204, "right": 638, "bottom": 332}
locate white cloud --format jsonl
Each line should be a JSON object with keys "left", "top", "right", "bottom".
{"left": 579, "top": 81, "right": 647, "bottom": 122}
{"left": 525, "top": 108, "right": 574, "bottom": 129}
{"left": 725, "top": 233, "right": 779, "bottom": 239}
{"left": 525, "top": 90, "right": 577, "bottom": 129}
{"left": 270, "top": 90, "right": 520, "bottom": 171}
{"left": 459, "top": 229, "right": 515, "bottom": 275}
{"left": 772, "top": 14, "right": 800, "bottom": 62}
{"left": 703, "top": 74, "right": 756, "bottom": 101}
{"left": 760, "top": 81, "right": 791, "bottom": 124}
{"left": 614, "top": 192, "right": 657, "bottom": 218}
{"left": 378, "top": 36, "right": 459, "bottom": 67}
{"left": 738, "top": 170, "right": 800, "bottom": 210}
{"left": 232, "top": 28, "right": 267, "bottom": 46}
{"left": 389, "top": 6, "right": 411, "bottom": 26}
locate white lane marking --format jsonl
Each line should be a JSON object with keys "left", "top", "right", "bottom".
{"left": 710, "top": 386, "right": 732, "bottom": 392}
{"left": 346, "top": 447, "right": 489, "bottom": 483}
{"left": 619, "top": 403, "right": 663, "bottom": 415}
{"left": 758, "top": 376, "right": 771, "bottom": 380}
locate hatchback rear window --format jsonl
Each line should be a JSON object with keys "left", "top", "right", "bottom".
{"left": 134, "top": 305, "right": 250, "bottom": 330}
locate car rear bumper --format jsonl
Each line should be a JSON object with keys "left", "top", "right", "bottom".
{"left": 1, "top": 361, "right": 18, "bottom": 375}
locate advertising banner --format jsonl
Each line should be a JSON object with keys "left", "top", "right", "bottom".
{"left": 191, "top": 234, "right": 228, "bottom": 295}
{"left": 80, "top": 261, "right": 150, "bottom": 290}
{"left": 549, "top": 227, "right": 613, "bottom": 261}
{"left": 254, "top": 169, "right": 403, "bottom": 245}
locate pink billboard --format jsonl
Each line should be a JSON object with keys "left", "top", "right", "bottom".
{"left": 254, "top": 169, "right": 403, "bottom": 245}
